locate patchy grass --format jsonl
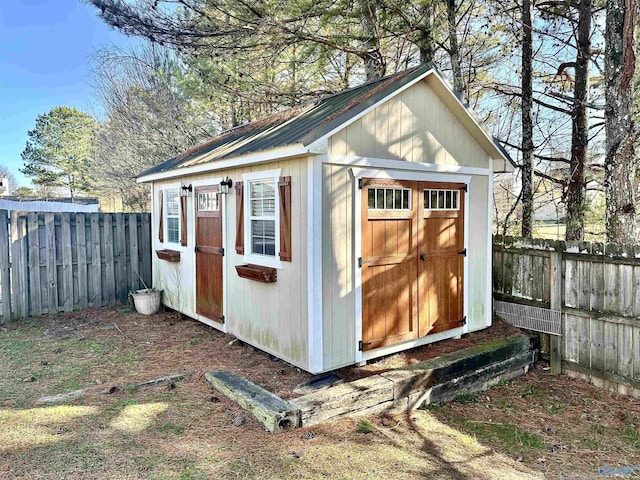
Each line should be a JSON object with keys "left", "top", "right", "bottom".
{"left": 1, "top": 309, "right": 640, "bottom": 479}
{"left": 446, "top": 416, "right": 547, "bottom": 455}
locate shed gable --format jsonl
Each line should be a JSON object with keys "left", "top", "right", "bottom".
{"left": 328, "top": 78, "right": 492, "bottom": 169}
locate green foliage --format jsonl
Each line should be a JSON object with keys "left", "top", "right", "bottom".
{"left": 355, "top": 419, "right": 376, "bottom": 433}
{"left": 20, "top": 106, "right": 98, "bottom": 198}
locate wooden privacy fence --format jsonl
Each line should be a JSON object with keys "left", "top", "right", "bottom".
{"left": 493, "top": 236, "right": 640, "bottom": 396}
{"left": 0, "top": 210, "right": 151, "bottom": 323}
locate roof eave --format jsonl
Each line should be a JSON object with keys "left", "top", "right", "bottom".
{"left": 136, "top": 143, "right": 310, "bottom": 184}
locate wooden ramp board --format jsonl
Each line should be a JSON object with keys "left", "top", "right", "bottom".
{"left": 205, "top": 371, "right": 301, "bottom": 434}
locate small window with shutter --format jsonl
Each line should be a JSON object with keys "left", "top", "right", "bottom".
{"left": 239, "top": 170, "right": 291, "bottom": 268}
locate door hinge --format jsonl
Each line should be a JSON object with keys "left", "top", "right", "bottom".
{"left": 458, "top": 248, "right": 467, "bottom": 256}
{"left": 358, "top": 178, "right": 363, "bottom": 189}
{"left": 358, "top": 257, "right": 362, "bottom": 268}
{"left": 220, "top": 247, "right": 225, "bottom": 256}
{"left": 459, "top": 185, "right": 468, "bottom": 192}
{"left": 219, "top": 315, "right": 225, "bottom": 324}
{"left": 358, "top": 340, "right": 372, "bottom": 351}
{"left": 458, "top": 316, "right": 467, "bottom": 326}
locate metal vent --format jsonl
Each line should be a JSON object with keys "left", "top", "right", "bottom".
{"left": 494, "top": 300, "right": 562, "bottom": 336}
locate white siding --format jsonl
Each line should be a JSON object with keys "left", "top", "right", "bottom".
{"left": 152, "top": 158, "right": 310, "bottom": 370}
{"left": 322, "top": 77, "right": 493, "bottom": 370}
{"left": 329, "top": 79, "right": 492, "bottom": 169}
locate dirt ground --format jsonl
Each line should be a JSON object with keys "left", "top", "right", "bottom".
{"left": 1, "top": 308, "right": 639, "bottom": 479}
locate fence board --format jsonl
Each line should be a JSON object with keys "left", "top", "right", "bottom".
{"left": 129, "top": 214, "right": 139, "bottom": 290}
{"left": 115, "top": 213, "right": 127, "bottom": 304}
{"left": 619, "top": 265, "right": 633, "bottom": 316}
{"left": 618, "top": 324, "right": 633, "bottom": 379}
{"left": 634, "top": 326, "right": 640, "bottom": 380}
{"left": 10, "top": 211, "right": 22, "bottom": 319}
{"left": 61, "top": 213, "right": 73, "bottom": 312}
{"left": 90, "top": 213, "right": 102, "bottom": 307}
{"left": 0, "top": 212, "right": 11, "bottom": 322}
{"left": 578, "top": 314, "right": 590, "bottom": 367}
{"left": 27, "top": 213, "right": 41, "bottom": 316}
{"left": 564, "top": 258, "right": 578, "bottom": 308}
{"left": 590, "top": 318, "right": 604, "bottom": 372}
{"left": 45, "top": 213, "right": 58, "bottom": 314}
{"left": 564, "top": 313, "right": 579, "bottom": 363}
{"left": 502, "top": 252, "right": 513, "bottom": 295}
{"left": 590, "top": 262, "right": 604, "bottom": 312}
{"left": 577, "top": 260, "right": 591, "bottom": 310}
{"left": 76, "top": 214, "right": 88, "bottom": 310}
{"left": 140, "top": 214, "right": 151, "bottom": 287}
{"left": 103, "top": 215, "right": 115, "bottom": 305}
{"left": 603, "top": 262, "right": 620, "bottom": 314}
{"left": 603, "top": 321, "right": 618, "bottom": 374}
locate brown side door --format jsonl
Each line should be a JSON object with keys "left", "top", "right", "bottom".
{"left": 417, "top": 182, "right": 465, "bottom": 335}
{"left": 195, "top": 186, "right": 224, "bottom": 322}
{"left": 361, "top": 179, "right": 419, "bottom": 351}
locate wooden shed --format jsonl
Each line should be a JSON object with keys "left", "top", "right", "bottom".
{"left": 137, "top": 63, "right": 511, "bottom": 374}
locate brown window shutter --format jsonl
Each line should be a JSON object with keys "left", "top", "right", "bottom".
{"left": 180, "top": 195, "right": 188, "bottom": 246}
{"left": 278, "top": 176, "right": 292, "bottom": 262}
{"left": 158, "top": 190, "right": 164, "bottom": 243}
{"left": 235, "top": 181, "right": 244, "bottom": 254}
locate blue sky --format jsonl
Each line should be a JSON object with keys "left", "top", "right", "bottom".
{"left": 0, "top": 0, "right": 133, "bottom": 186}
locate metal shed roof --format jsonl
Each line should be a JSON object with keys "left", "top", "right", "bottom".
{"left": 138, "top": 63, "right": 511, "bottom": 181}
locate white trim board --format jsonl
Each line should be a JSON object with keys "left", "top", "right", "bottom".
{"left": 362, "top": 327, "right": 464, "bottom": 362}
{"left": 307, "top": 156, "right": 324, "bottom": 373}
{"left": 323, "top": 155, "right": 493, "bottom": 176}
{"left": 137, "top": 145, "right": 309, "bottom": 183}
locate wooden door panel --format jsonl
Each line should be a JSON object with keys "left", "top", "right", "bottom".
{"left": 361, "top": 179, "right": 465, "bottom": 352}
{"left": 195, "top": 186, "right": 223, "bottom": 322}
{"left": 419, "top": 255, "right": 463, "bottom": 336}
{"left": 361, "top": 180, "right": 418, "bottom": 351}
{"left": 417, "top": 182, "right": 465, "bottom": 337}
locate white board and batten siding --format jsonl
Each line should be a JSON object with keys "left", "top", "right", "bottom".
{"left": 151, "top": 158, "right": 310, "bottom": 370}
{"left": 320, "top": 76, "right": 494, "bottom": 371}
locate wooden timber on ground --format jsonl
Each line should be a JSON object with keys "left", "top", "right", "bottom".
{"left": 205, "top": 371, "right": 301, "bottom": 434}
{"left": 291, "top": 335, "right": 537, "bottom": 426}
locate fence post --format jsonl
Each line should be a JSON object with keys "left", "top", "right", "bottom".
{"left": 550, "top": 249, "right": 563, "bottom": 374}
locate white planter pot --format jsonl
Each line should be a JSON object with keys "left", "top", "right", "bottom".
{"left": 131, "top": 289, "right": 162, "bottom": 315}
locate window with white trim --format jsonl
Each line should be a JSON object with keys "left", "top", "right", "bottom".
{"left": 241, "top": 170, "right": 283, "bottom": 269}
{"left": 165, "top": 188, "right": 180, "bottom": 244}
{"left": 249, "top": 178, "right": 276, "bottom": 257}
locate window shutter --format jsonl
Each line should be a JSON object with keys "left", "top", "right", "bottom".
{"left": 158, "top": 190, "right": 164, "bottom": 243}
{"left": 235, "top": 181, "right": 244, "bottom": 254}
{"left": 278, "top": 176, "right": 292, "bottom": 262}
{"left": 180, "top": 195, "right": 188, "bottom": 246}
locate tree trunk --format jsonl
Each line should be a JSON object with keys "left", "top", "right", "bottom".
{"left": 446, "top": 0, "right": 465, "bottom": 102}
{"left": 521, "top": 0, "right": 534, "bottom": 238}
{"left": 605, "top": 0, "right": 637, "bottom": 243}
{"left": 359, "top": 0, "right": 386, "bottom": 81}
{"left": 417, "top": 1, "right": 436, "bottom": 63}
{"left": 565, "top": 0, "right": 591, "bottom": 241}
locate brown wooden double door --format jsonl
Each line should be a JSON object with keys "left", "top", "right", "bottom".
{"left": 361, "top": 179, "right": 465, "bottom": 351}
{"left": 195, "top": 186, "right": 224, "bottom": 323}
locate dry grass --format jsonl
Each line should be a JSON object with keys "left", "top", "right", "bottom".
{"left": 0, "top": 308, "right": 638, "bottom": 479}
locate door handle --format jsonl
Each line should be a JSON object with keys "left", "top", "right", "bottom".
{"left": 419, "top": 253, "right": 426, "bottom": 261}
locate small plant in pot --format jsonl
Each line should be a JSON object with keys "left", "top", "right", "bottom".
{"left": 130, "top": 276, "right": 162, "bottom": 315}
